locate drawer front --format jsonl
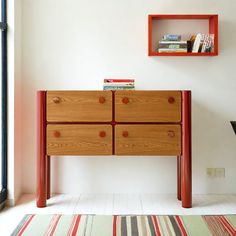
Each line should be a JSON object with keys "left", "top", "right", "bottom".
{"left": 115, "top": 91, "right": 181, "bottom": 122}
{"left": 47, "top": 91, "right": 112, "bottom": 122}
{"left": 47, "top": 125, "right": 112, "bottom": 155}
{"left": 115, "top": 125, "right": 181, "bottom": 155}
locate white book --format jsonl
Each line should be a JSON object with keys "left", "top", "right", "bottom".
{"left": 192, "top": 33, "right": 202, "bottom": 53}
{"left": 158, "top": 40, "right": 187, "bottom": 44}
{"left": 158, "top": 48, "right": 187, "bottom": 52}
{"left": 103, "top": 83, "right": 134, "bottom": 86}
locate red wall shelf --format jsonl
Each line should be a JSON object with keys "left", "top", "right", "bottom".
{"left": 148, "top": 14, "right": 218, "bottom": 57}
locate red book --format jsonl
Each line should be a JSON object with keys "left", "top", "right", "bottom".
{"left": 104, "top": 79, "right": 135, "bottom": 83}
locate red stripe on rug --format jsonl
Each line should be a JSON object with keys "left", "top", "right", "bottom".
{"left": 69, "top": 215, "right": 81, "bottom": 236}
{"left": 45, "top": 215, "right": 57, "bottom": 235}
{"left": 219, "top": 216, "right": 236, "bottom": 235}
{"left": 113, "top": 215, "right": 117, "bottom": 236}
{"left": 153, "top": 216, "right": 161, "bottom": 236}
{"left": 67, "top": 215, "right": 77, "bottom": 236}
{"left": 18, "top": 215, "right": 35, "bottom": 236}
{"left": 46, "top": 215, "right": 61, "bottom": 236}
{"left": 175, "top": 216, "right": 188, "bottom": 236}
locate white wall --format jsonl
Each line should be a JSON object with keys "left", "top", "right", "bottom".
{"left": 21, "top": 0, "right": 236, "bottom": 195}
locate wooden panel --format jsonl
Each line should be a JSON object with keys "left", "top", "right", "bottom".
{"left": 47, "top": 91, "right": 112, "bottom": 122}
{"left": 115, "top": 91, "right": 181, "bottom": 122}
{"left": 47, "top": 125, "right": 112, "bottom": 155}
{"left": 115, "top": 125, "right": 181, "bottom": 156}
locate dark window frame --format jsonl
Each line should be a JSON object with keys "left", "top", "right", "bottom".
{"left": 0, "top": 0, "right": 7, "bottom": 207}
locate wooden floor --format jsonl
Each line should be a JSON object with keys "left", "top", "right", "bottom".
{"left": 1, "top": 194, "right": 236, "bottom": 235}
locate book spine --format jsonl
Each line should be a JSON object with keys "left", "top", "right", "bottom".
{"left": 158, "top": 48, "right": 187, "bottom": 53}
{"left": 158, "top": 44, "right": 187, "bottom": 49}
{"left": 103, "top": 83, "right": 134, "bottom": 86}
{"left": 104, "top": 79, "right": 135, "bottom": 83}
{"left": 158, "top": 41, "right": 187, "bottom": 44}
{"left": 103, "top": 86, "right": 135, "bottom": 90}
{"left": 163, "top": 34, "right": 181, "bottom": 41}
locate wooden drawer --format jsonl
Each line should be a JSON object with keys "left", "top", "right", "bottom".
{"left": 47, "top": 91, "right": 112, "bottom": 122}
{"left": 47, "top": 124, "right": 112, "bottom": 155}
{"left": 115, "top": 91, "right": 181, "bottom": 122}
{"left": 115, "top": 125, "right": 181, "bottom": 155}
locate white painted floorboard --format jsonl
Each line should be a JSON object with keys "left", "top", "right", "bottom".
{"left": 1, "top": 194, "right": 236, "bottom": 236}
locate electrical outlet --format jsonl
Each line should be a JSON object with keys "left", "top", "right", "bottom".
{"left": 215, "top": 168, "right": 225, "bottom": 178}
{"left": 207, "top": 168, "right": 225, "bottom": 178}
{"left": 207, "top": 168, "right": 215, "bottom": 177}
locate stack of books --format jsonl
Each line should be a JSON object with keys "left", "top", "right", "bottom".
{"left": 103, "top": 79, "right": 135, "bottom": 90}
{"left": 157, "top": 34, "right": 188, "bottom": 53}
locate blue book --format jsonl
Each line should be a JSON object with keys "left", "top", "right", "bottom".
{"left": 103, "top": 86, "right": 135, "bottom": 90}
{"left": 162, "top": 34, "right": 181, "bottom": 41}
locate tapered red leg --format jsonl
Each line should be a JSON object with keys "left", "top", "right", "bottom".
{"left": 181, "top": 91, "right": 192, "bottom": 208}
{"left": 36, "top": 91, "right": 47, "bottom": 208}
{"left": 177, "top": 156, "right": 181, "bottom": 200}
{"left": 46, "top": 156, "right": 51, "bottom": 199}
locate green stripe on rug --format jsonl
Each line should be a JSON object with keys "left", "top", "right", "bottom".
{"left": 226, "top": 215, "right": 236, "bottom": 228}
{"left": 90, "top": 215, "right": 113, "bottom": 236}
{"left": 180, "top": 216, "right": 211, "bottom": 236}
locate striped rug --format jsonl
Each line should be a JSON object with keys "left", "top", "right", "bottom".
{"left": 11, "top": 214, "right": 236, "bottom": 236}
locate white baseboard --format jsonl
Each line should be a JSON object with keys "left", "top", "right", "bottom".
{"left": 7, "top": 192, "right": 22, "bottom": 207}
{"left": 6, "top": 198, "right": 16, "bottom": 207}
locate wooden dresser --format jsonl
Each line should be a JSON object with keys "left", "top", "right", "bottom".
{"left": 37, "top": 90, "right": 192, "bottom": 208}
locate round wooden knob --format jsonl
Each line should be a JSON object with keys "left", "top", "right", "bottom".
{"left": 167, "top": 130, "right": 175, "bottom": 138}
{"left": 53, "top": 131, "right": 61, "bottom": 138}
{"left": 122, "top": 97, "right": 129, "bottom": 104}
{"left": 99, "top": 96, "right": 106, "bottom": 104}
{"left": 52, "top": 97, "right": 60, "bottom": 104}
{"left": 99, "top": 131, "right": 106, "bottom": 138}
{"left": 168, "top": 97, "right": 175, "bottom": 104}
{"left": 122, "top": 131, "right": 129, "bottom": 137}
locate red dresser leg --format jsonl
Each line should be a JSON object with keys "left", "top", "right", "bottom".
{"left": 177, "top": 156, "right": 181, "bottom": 200}
{"left": 181, "top": 91, "right": 192, "bottom": 208}
{"left": 46, "top": 155, "right": 51, "bottom": 200}
{"left": 36, "top": 91, "right": 47, "bottom": 208}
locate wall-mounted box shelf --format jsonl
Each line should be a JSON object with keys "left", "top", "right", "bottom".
{"left": 148, "top": 14, "right": 218, "bottom": 56}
